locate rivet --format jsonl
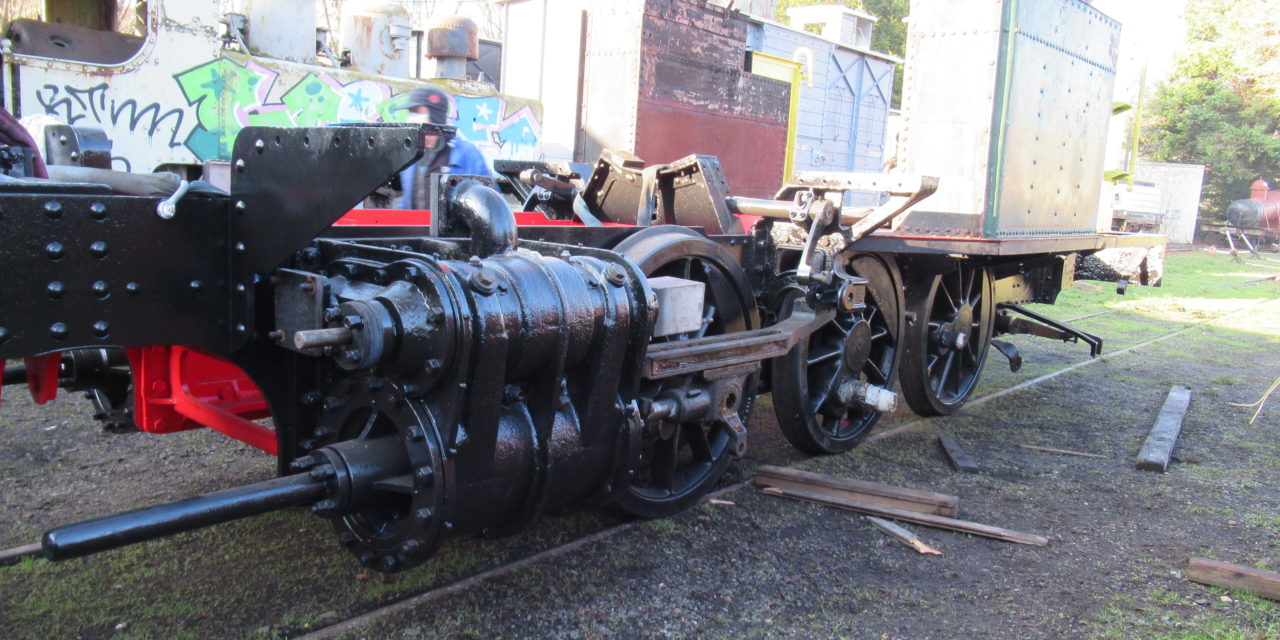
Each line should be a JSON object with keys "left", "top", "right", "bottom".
{"left": 0, "top": 327, "right": 6, "bottom": 343}
{"left": 91, "top": 321, "right": 110, "bottom": 338}
{"left": 235, "top": 200, "right": 246, "bottom": 212}
{"left": 89, "top": 202, "right": 107, "bottom": 220}
{"left": 91, "top": 281, "right": 109, "bottom": 299}
{"left": 254, "top": 139, "right": 265, "bottom": 151}
{"left": 49, "top": 322, "right": 68, "bottom": 339}
{"left": 90, "top": 241, "right": 108, "bottom": 258}
{"left": 44, "top": 201, "right": 62, "bottom": 218}
{"left": 234, "top": 323, "right": 247, "bottom": 335}
{"left": 126, "top": 282, "right": 140, "bottom": 295}
{"left": 235, "top": 283, "right": 246, "bottom": 293}
{"left": 235, "top": 159, "right": 245, "bottom": 171}
{"left": 189, "top": 280, "right": 203, "bottom": 293}
{"left": 234, "top": 242, "right": 246, "bottom": 253}
{"left": 46, "top": 242, "right": 65, "bottom": 259}
{"left": 47, "top": 281, "right": 65, "bottom": 298}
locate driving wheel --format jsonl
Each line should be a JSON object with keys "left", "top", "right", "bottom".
{"left": 610, "top": 226, "right": 759, "bottom": 518}
{"left": 771, "top": 253, "right": 904, "bottom": 453}
{"left": 899, "top": 261, "right": 994, "bottom": 416}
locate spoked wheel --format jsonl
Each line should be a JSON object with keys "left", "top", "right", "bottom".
{"left": 899, "top": 261, "right": 994, "bottom": 416}
{"left": 771, "top": 253, "right": 904, "bottom": 454}
{"left": 611, "top": 226, "right": 759, "bottom": 518}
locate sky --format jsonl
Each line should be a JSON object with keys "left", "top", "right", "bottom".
{"left": 1089, "top": 0, "right": 1191, "bottom": 169}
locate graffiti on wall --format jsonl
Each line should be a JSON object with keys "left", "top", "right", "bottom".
{"left": 173, "top": 56, "right": 541, "bottom": 163}
{"left": 32, "top": 82, "right": 188, "bottom": 171}
{"left": 25, "top": 54, "right": 542, "bottom": 172}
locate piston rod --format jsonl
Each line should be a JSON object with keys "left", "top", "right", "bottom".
{"left": 42, "top": 473, "right": 328, "bottom": 560}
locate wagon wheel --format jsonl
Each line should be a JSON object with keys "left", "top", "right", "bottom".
{"left": 611, "top": 226, "right": 759, "bottom": 518}
{"left": 899, "top": 261, "right": 994, "bottom": 416}
{"left": 771, "top": 253, "right": 904, "bottom": 453}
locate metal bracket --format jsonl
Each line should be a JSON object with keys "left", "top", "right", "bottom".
{"left": 995, "top": 303, "right": 1103, "bottom": 357}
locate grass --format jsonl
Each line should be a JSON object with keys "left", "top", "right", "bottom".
{"left": 1094, "top": 588, "right": 1280, "bottom": 640}
{"left": 2, "top": 251, "right": 1277, "bottom": 639}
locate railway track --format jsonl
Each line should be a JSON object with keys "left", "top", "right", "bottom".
{"left": 293, "top": 293, "right": 1280, "bottom": 640}
{"left": 2, "top": 286, "right": 1276, "bottom": 636}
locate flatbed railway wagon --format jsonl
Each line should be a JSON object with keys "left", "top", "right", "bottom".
{"left": 0, "top": 0, "right": 1162, "bottom": 572}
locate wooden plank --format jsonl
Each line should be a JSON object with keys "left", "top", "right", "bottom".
{"left": 754, "top": 465, "right": 958, "bottom": 517}
{"left": 761, "top": 484, "right": 1049, "bottom": 547}
{"left": 866, "top": 516, "right": 942, "bottom": 555}
{"left": 938, "top": 433, "right": 980, "bottom": 473}
{"left": 1019, "top": 444, "right": 1107, "bottom": 459}
{"left": 0, "top": 542, "right": 41, "bottom": 567}
{"left": 1136, "top": 386, "right": 1193, "bottom": 472}
{"left": 1187, "top": 557, "right": 1280, "bottom": 601}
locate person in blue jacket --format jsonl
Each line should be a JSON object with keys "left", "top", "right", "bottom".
{"left": 394, "top": 86, "right": 491, "bottom": 209}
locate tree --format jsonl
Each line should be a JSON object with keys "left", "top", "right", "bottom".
{"left": 1141, "top": 0, "right": 1280, "bottom": 222}
{"left": 774, "top": 0, "right": 907, "bottom": 107}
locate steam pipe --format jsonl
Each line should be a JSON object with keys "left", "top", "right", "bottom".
{"left": 452, "top": 179, "right": 518, "bottom": 257}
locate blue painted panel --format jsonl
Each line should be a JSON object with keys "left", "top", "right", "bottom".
{"left": 755, "top": 20, "right": 892, "bottom": 177}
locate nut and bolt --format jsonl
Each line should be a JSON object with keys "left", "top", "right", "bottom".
{"left": 605, "top": 264, "right": 628, "bottom": 286}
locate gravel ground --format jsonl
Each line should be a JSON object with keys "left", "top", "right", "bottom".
{"left": 0, "top": 252, "right": 1277, "bottom": 640}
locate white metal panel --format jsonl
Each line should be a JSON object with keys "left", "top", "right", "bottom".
{"left": 897, "top": 0, "right": 1003, "bottom": 216}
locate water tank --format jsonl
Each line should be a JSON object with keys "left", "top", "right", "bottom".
{"left": 340, "top": 1, "right": 413, "bottom": 78}
{"left": 241, "top": 0, "right": 318, "bottom": 63}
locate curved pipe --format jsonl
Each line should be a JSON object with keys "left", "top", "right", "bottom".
{"left": 452, "top": 179, "right": 518, "bottom": 257}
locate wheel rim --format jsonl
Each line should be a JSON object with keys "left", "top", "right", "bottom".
{"left": 900, "top": 262, "right": 993, "bottom": 415}
{"left": 771, "top": 253, "right": 903, "bottom": 453}
{"left": 611, "top": 227, "right": 758, "bottom": 517}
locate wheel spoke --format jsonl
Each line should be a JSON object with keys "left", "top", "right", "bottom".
{"left": 807, "top": 347, "right": 842, "bottom": 366}
{"left": 864, "top": 359, "right": 886, "bottom": 385}
{"left": 939, "top": 278, "right": 956, "bottom": 311}
{"left": 686, "top": 422, "right": 712, "bottom": 462}
{"left": 652, "top": 431, "right": 680, "bottom": 493}
{"left": 357, "top": 409, "right": 379, "bottom": 440}
{"left": 937, "top": 350, "right": 956, "bottom": 396}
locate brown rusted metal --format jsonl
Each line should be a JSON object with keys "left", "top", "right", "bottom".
{"left": 577, "top": 0, "right": 789, "bottom": 198}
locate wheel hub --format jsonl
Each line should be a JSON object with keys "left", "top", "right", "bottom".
{"left": 840, "top": 319, "right": 873, "bottom": 380}
{"left": 312, "top": 374, "right": 448, "bottom": 572}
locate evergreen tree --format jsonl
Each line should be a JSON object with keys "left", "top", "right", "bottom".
{"left": 1142, "top": 0, "right": 1280, "bottom": 222}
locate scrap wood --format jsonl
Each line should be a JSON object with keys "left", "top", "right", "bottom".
{"left": 1018, "top": 444, "right": 1107, "bottom": 459}
{"left": 1187, "top": 557, "right": 1280, "bottom": 602}
{"left": 760, "top": 484, "right": 1049, "bottom": 547}
{"left": 1241, "top": 274, "right": 1280, "bottom": 285}
{"left": 866, "top": 516, "right": 942, "bottom": 555}
{"left": 707, "top": 499, "right": 735, "bottom": 506}
{"left": 1227, "top": 375, "right": 1280, "bottom": 424}
{"left": 1135, "top": 386, "right": 1193, "bottom": 472}
{"left": 754, "top": 465, "right": 958, "bottom": 516}
{"left": 938, "top": 433, "right": 980, "bottom": 473}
